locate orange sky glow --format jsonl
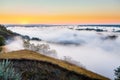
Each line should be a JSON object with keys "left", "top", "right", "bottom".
{"left": 0, "top": 14, "right": 120, "bottom": 24}
{"left": 0, "top": 0, "right": 120, "bottom": 24}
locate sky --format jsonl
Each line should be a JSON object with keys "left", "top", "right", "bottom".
{"left": 0, "top": 0, "right": 120, "bottom": 24}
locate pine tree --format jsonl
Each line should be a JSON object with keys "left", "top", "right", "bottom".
{"left": 115, "top": 66, "right": 120, "bottom": 80}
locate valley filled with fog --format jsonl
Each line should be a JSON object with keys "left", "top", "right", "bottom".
{"left": 6, "top": 25, "right": 120, "bottom": 79}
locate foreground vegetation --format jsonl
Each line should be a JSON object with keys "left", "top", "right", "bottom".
{"left": 0, "top": 59, "right": 96, "bottom": 80}
{"left": 0, "top": 50, "right": 109, "bottom": 80}
{"left": 0, "top": 60, "right": 21, "bottom": 80}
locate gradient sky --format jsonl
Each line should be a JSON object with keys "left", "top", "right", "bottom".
{"left": 0, "top": 0, "right": 120, "bottom": 24}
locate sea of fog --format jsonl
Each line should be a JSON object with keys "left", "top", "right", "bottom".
{"left": 7, "top": 26, "right": 120, "bottom": 79}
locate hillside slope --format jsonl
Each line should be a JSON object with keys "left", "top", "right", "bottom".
{"left": 0, "top": 25, "right": 15, "bottom": 39}
{"left": 0, "top": 50, "right": 109, "bottom": 80}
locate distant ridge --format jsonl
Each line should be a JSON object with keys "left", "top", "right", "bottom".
{"left": 5, "top": 24, "right": 120, "bottom": 27}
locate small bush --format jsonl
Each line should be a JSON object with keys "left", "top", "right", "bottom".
{"left": 0, "top": 36, "right": 5, "bottom": 46}
{"left": 62, "top": 56, "right": 85, "bottom": 68}
{"left": 24, "top": 40, "right": 57, "bottom": 58}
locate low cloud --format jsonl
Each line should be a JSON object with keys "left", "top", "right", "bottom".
{"left": 7, "top": 26, "right": 120, "bottom": 79}
{"left": 4, "top": 36, "right": 24, "bottom": 52}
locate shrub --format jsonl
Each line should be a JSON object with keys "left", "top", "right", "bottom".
{"left": 0, "top": 25, "right": 7, "bottom": 31}
{"left": 0, "top": 36, "right": 5, "bottom": 46}
{"left": 62, "top": 56, "right": 85, "bottom": 68}
{"left": 0, "top": 47, "right": 2, "bottom": 52}
{"left": 24, "top": 40, "right": 57, "bottom": 58}
{"left": 115, "top": 66, "right": 120, "bottom": 80}
{"left": 0, "top": 60, "right": 21, "bottom": 80}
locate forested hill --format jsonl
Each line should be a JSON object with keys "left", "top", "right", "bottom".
{"left": 0, "top": 24, "right": 17, "bottom": 40}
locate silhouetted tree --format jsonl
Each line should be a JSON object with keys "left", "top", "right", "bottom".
{"left": 115, "top": 66, "right": 120, "bottom": 80}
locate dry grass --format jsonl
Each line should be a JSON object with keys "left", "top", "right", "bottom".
{"left": 0, "top": 50, "right": 109, "bottom": 80}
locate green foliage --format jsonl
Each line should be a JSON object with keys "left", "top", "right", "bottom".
{"left": 0, "top": 60, "right": 21, "bottom": 80}
{"left": 0, "top": 25, "right": 7, "bottom": 31}
{"left": 115, "top": 66, "right": 120, "bottom": 80}
{"left": 0, "top": 47, "right": 2, "bottom": 52}
{"left": 0, "top": 24, "right": 14, "bottom": 39}
{"left": 0, "top": 36, "right": 5, "bottom": 46}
